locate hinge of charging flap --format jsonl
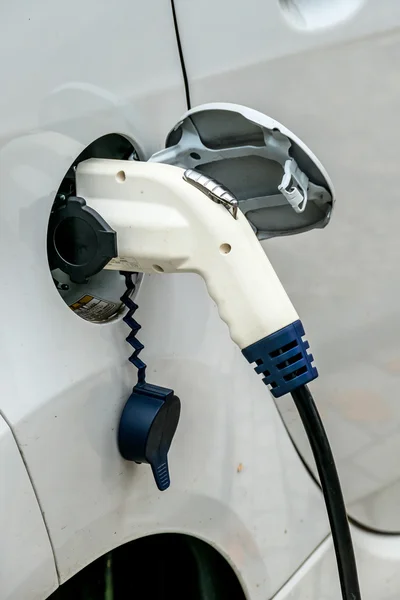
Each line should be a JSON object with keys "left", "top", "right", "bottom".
{"left": 278, "top": 159, "right": 309, "bottom": 214}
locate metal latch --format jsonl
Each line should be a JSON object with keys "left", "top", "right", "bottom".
{"left": 278, "top": 159, "right": 309, "bottom": 214}
{"left": 183, "top": 169, "right": 238, "bottom": 219}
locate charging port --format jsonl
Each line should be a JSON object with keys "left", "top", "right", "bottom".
{"left": 47, "top": 134, "right": 141, "bottom": 324}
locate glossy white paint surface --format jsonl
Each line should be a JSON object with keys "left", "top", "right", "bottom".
{"left": 0, "top": 415, "right": 57, "bottom": 599}
{"left": 0, "top": 0, "right": 185, "bottom": 158}
{"left": 0, "top": 0, "right": 329, "bottom": 595}
{"left": 0, "top": 264, "right": 330, "bottom": 594}
{"left": 173, "top": 0, "right": 400, "bottom": 532}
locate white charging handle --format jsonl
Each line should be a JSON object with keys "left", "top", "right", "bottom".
{"left": 76, "top": 159, "right": 299, "bottom": 349}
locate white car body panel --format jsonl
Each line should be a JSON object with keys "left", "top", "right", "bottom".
{"left": 0, "top": 415, "right": 57, "bottom": 599}
{"left": 2, "top": 0, "right": 400, "bottom": 598}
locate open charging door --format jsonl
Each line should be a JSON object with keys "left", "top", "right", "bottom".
{"left": 150, "top": 102, "right": 334, "bottom": 239}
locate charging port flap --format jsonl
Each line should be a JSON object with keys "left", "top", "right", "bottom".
{"left": 150, "top": 103, "right": 334, "bottom": 239}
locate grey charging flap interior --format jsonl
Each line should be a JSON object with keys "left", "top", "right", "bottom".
{"left": 150, "top": 103, "right": 334, "bottom": 240}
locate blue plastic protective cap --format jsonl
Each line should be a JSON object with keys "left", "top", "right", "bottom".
{"left": 242, "top": 320, "right": 318, "bottom": 398}
{"left": 118, "top": 383, "right": 181, "bottom": 491}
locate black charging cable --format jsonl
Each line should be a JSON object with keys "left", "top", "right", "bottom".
{"left": 291, "top": 385, "right": 361, "bottom": 600}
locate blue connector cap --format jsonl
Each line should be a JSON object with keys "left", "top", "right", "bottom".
{"left": 118, "top": 383, "right": 181, "bottom": 491}
{"left": 242, "top": 320, "right": 317, "bottom": 398}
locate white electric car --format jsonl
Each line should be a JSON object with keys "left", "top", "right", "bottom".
{"left": 2, "top": 1, "right": 400, "bottom": 599}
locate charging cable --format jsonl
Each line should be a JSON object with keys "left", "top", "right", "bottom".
{"left": 292, "top": 385, "right": 361, "bottom": 600}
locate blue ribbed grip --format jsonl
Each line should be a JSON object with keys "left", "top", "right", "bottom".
{"left": 242, "top": 320, "right": 318, "bottom": 398}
